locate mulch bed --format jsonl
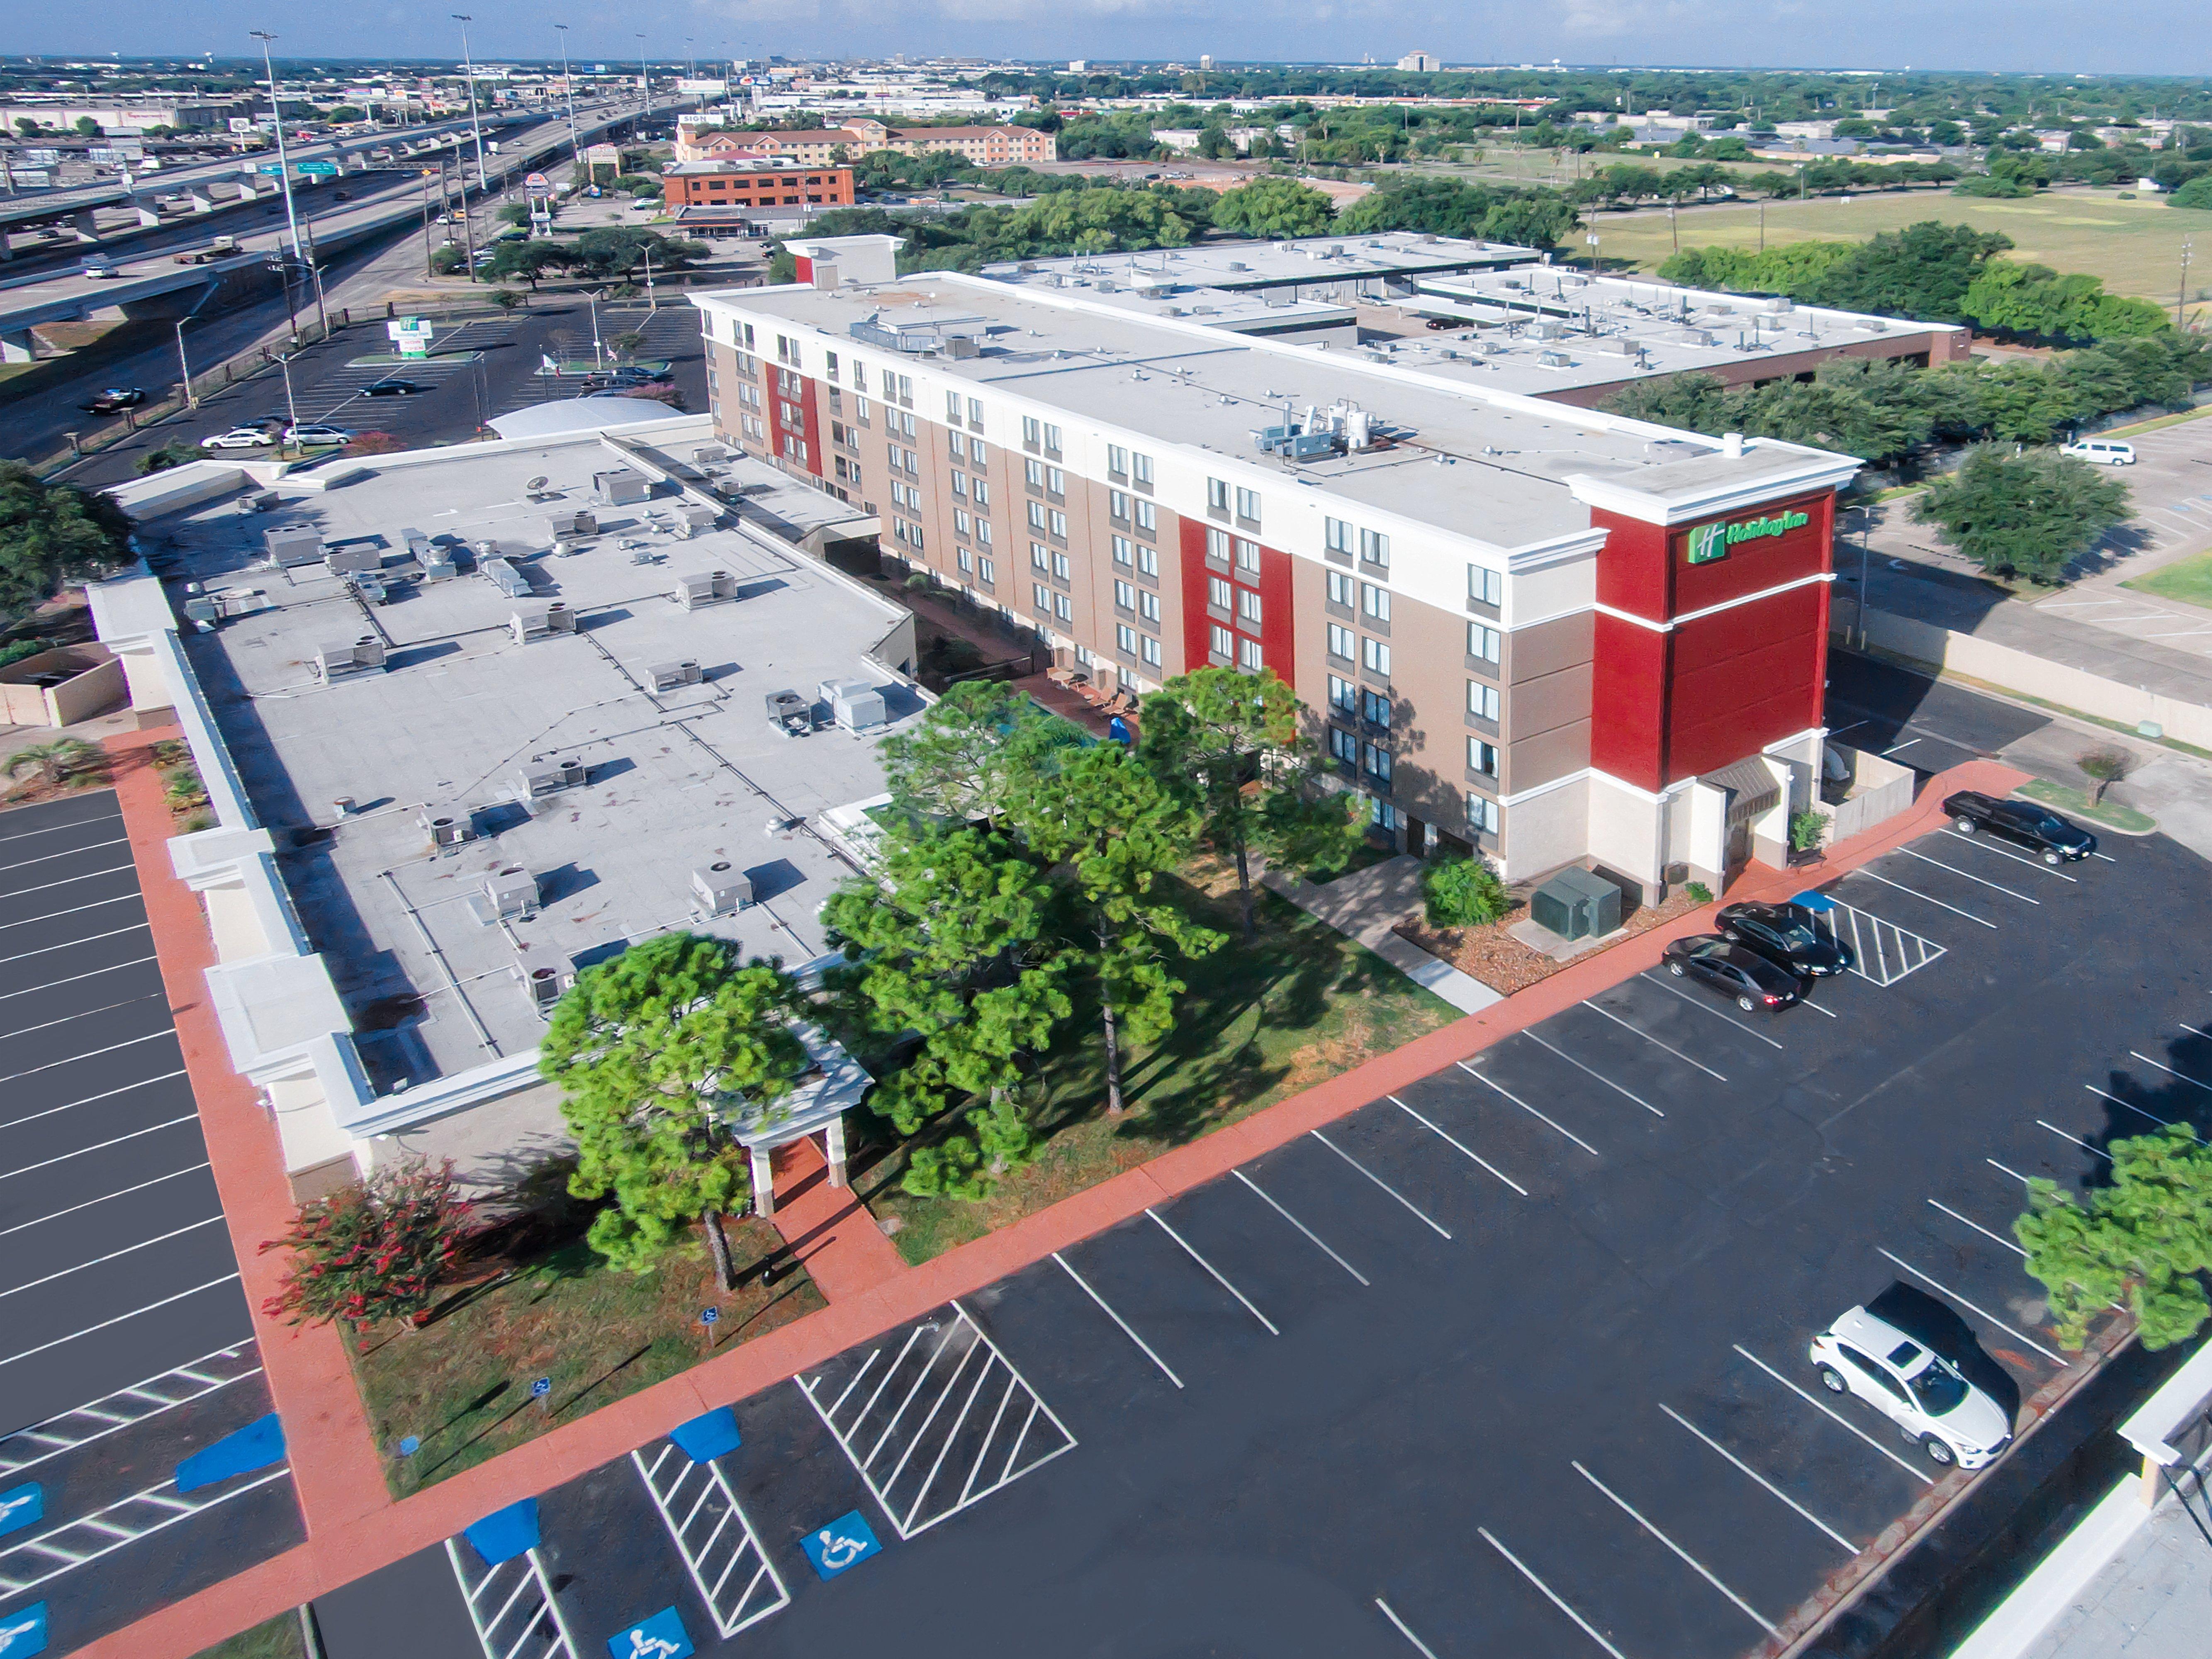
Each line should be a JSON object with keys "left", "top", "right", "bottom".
{"left": 1396, "top": 888, "right": 1706, "bottom": 995}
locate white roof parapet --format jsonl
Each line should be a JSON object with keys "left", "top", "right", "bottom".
{"left": 2118, "top": 1332, "right": 2212, "bottom": 1468}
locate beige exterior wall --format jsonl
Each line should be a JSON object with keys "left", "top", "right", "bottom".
{"left": 1499, "top": 774, "right": 1589, "bottom": 880}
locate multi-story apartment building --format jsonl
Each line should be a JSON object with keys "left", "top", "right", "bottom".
{"left": 691, "top": 251, "right": 1860, "bottom": 900}
{"left": 676, "top": 118, "right": 1056, "bottom": 168}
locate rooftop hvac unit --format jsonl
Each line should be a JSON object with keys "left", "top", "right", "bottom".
{"left": 1536, "top": 350, "right": 1572, "bottom": 368}
{"left": 1596, "top": 337, "right": 1640, "bottom": 357}
{"left": 672, "top": 569, "right": 740, "bottom": 610}
{"left": 326, "top": 544, "right": 382, "bottom": 575}
{"left": 515, "top": 757, "right": 587, "bottom": 800}
{"left": 479, "top": 867, "right": 539, "bottom": 923}
{"left": 1477, "top": 339, "right": 1507, "bottom": 356}
{"left": 765, "top": 688, "right": 815, "bottom": 736}
{"left": 679, "top": 502, "right": 716, "bottom": 536}
{"left": 352, "top": 574, "right": 391, "bottom": 606}
{"left": 528, "top": 966, "right": 569, "bottom": 1017}
{"left": 266, "top": 528, "right": 324, "bottom": 569}
{"left": 1225, "top": 260, "right": 1248, "bottom": 272}
{"left": 693, "top": 444, "right": 730, "bottom": 466}
{"left": 182, "top": 596, "right": 221, "bottom": 627}
{"left": 650, "top": 659, "right": 704, "bottom": 692}
{"left": 594, "top": 467, "right": 651, "bottom": 506}
{"left": 1282, "top": 432, "right": 1337, "bottom": 460}
{"left": 311, "top": 636, "right": 386, "bottom": 682}
{"left": 816, "top": 677, "right": 884, "bottom": 730}
{"left": 1755, "top": 313, "right": 1788, "bottom": 331}
{"left": 692, "top": 861, "right": 753, "bottom": 917}
{"left": 510, "top": 602, "right": 576, "bottom": 642}
{"left": 1676, "top": 328, "right": 1716, "bottom": 347}
{"left": 420, "top": 545, "right": 456, "bottom": 581}
{"left": 548, "top": 510, "right": 598, "bottom": 541}
{"left": 1529, "top": 320, "right": 1565, "bottom": 341}
{"left": 482, "top": 557, "right": 532, "bottom": 598}
{"left": 401, "top": 527, "right": 431, "bottom": 560}
{"left": 1251, "top": 424, "right": 1294, "bottom": 453}
{"left": 1529, "top": 868, "right": 1623, "bottom": 941}
{"left": 420, "top": 807, "right": 473, "bottom": 848}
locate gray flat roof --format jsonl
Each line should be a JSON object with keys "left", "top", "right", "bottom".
{"left": 978, "top": 231, "right": 1537, "bottom": 290}
{"left": 165, "top": 437, "right": 920, "bottom": 1088}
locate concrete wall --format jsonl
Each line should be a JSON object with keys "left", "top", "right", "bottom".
{"left": 0, "top": 645, "right": 124, "bottom": 727}
{"left": 1826, "top": 742, "right": 1917, "bottom": 844}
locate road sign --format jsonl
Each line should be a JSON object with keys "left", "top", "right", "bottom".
{"left": 258, "top": 163, "right": 286, "bottom": 175}
{"left": 604, "top": 1607, "right": 693, "bottom": 1659}
{"left": 0, "top": 1484, "right": 41, "bottom": 1538}
{"left": 698, "top": 1307, "right": 718, "bottom": 1325}
{"left": 799, "top": 1510, "right": 881, "bottom": 1580}
{"left": 297, "top": 161, "right": 339, "bottom": 178}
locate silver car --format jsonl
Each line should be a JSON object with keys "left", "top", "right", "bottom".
{"left": 1810, "top": 1306, "right": 2013, "bottom": 1469}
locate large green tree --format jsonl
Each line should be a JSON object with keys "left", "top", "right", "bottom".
{"left": 1910, "top": 444, "right": 2129, "bottom": 582}
{"left": 1211, "top": 177, "right": 1336, "bottom": 238}
{"left": 1139, "top": 667, "right": 1362, "bottom": 941}
{"left": 2016, "top": 1124, "right": 2212, "bottom": 1351}
{"left": 879, "top": 678, "right": 1085, "bottom": 828}
{"left": 540, "top": 934, "right": 804, "bottom": 1287}
{"left": 1017, "top": 746, "right": 1221, "bottom": 1117}
{"left": 0, "top": 462, "right": 133, "bottom": 622}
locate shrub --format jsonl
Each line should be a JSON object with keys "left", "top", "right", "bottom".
{"left": 0, "top": 636, "right": 56, "bottom": 669}
{"left": 260, "top": 1159, "right": 472, "bottom": 1330}
{"left": 138, "top": 441, "right": 203, "bottom": 475}
{"left": 1422, "top": 856, "right": 1511, "bottom": 928}
{"left": 1684, "top": 881, "right": 1714, "bottom": 905}
{"left": 2077, "top": 745, "right": 2135, "bottom": 803}
{"left": 1789, "top": 809, "right": 1832, "bottom": 852}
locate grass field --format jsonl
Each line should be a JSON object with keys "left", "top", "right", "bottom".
{"left": 1587, "top": 187, "right": 2212, "bottom": 316}
{"left": 2124, "top": 548, "right": 2212, "bottom": 609}
{"left": 190, "top": 1614, "right": 305, "bottom": 1659}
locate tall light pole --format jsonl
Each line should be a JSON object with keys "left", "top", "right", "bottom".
{"left": 2181, "top": 238, "right": 2195, "bottom": 332}
{"left": 453, "top": 13, "right": 488, "bottom": 192}
{"left": 250, "top": 31, "right": 304, "bottom": 269}
{"left": 685, "top": 37, "right": 695, "bottom": 82}
{"left": 637, "top": 35, "right": 650, "bottom": 120}
{"left": 554, "top": 24, "right": 580, "bottom": 165}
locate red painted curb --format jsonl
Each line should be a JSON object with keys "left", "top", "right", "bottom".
{"left": 83, "top": 756, "right": 2028, "bottom": 1659}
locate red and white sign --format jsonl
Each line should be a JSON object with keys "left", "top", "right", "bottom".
{"left": 524, "top": 171, "right": 550, "bottom": 195}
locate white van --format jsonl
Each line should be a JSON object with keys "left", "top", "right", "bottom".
{"left": 2062, "top": 438, "right": 2137, "bottom": 466}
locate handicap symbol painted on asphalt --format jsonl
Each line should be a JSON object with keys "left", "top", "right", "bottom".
{"left": 0, "top": 1483, "right": 40, "bottom": 1537}
{"left": 800, "top": 1509, "right": 882, "bottom": 1580}
{"left": 604, "top": 1606, "right": 693, "bottom": 1659}
{"left": 0, "top": 1603, "right": 48, "bottom": 1659}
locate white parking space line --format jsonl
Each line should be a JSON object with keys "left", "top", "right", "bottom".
{"left": 1375, "top": 1598, "right": 1441, "bottom": 1659}
{"left": 0, "top": 1462, "right": 290, "bottom": 1600}
{"left": 1477, "top": 1528, "right": 1631, "bottom": 1659}
{"left": 0, "top": 1114, "right": 198, "bottom": 1182}
{"left": 1943, "top": 831, "right": 2079, "bottom": 883}
{"left": 0, "top": 1274, "right": 242, "bottom": 1371}
{"left": 0, "top": 836, "right": 130, "bottom": 876}
{"left": 0, "top": 1215, "right": 225, "bottom": 1302}
{"left": 0, "top": 992, "right": 167, "bottom": 1045}
{"left": 2090, "top": 851, "right": 2118, "bottom": 863}
{"left": 2130, "top": 1051, "right": 2212, "bottom": 1093}
{"left": 1310, "top": 1130, "right": 1453, "bottom": 1238}
{"left": 1524, "top": 1030, "right": 1664, "bottom": 1117}
{"left": 1659, "top": 1404, "right": 1857, "bottom": 1554}
{"left": 1927, "top": 1199, "right": 2028, "bottom": 1258}
{"left": 0, "top": 1163, "right": 212, "bottom": 1239}
{"left": 0, "top": 1345, "right": 260, "bottom": 1479}
{"left": 1876, "top": 1248, "right": 2071, "bottom": 1367}
{"left": 1231, "top": 1170, "right": 1370, "bottom": 1286}
{"left": 0, "top": 864, "right": 139, "bottom": 901}
{"left": 1391, "top": 1094, "right": 1531, "bottom": 1194}
{"left": 1988, "top": 1158, "right": 2035, "bottom": 1187}
{"left": 631, "top": 1442, "right": 789, "bottom": 1640}
{"left": 1798, "top": 997, "right": 1839, "bottom": 1019}
{"left": 1855, "top": 870, "right": 1997, "bottom": 930}
{"left": 1572, "top": 1461, "right": 1779, "bottom": 1636}
{"left": 1146, "top": 1209, "right": 1279, "bottom": 1335}
{"left": 0, "top": 814, "right": 121, "bottom": 847}
{"left": 1897, "top": 847, "right": 2038, "bottom": 905}
{"left": 2087, "top": 1084, "right": 2205, "bottom": 1143}
{"left": 0, "top": 1028, "right": 175, "bottom": 1087}
{"left": 1884, "top": 738, "right": 1919, "bottom": 757}
{"left": 1733, "top": 1345, "right": 1935, "bottom": 1484}
{"left": 1052, "top": 1251, "right": 1184, "bottom": 1389}
{"left": 0, "top": 921, "right": 152, "bottom": 965}
{"left": 1636, "top": 972, "right": 1786, "bottom": 1051}
{"left": 2040, "top": 1120, "right": 2113, "bottom": 1163}
{"left": 446, "top": 1536, "right": 578, "bottom": 1659}
{"left": 0, "top": 892, "right": 142, "bottom": 931}
{"left": 1580, "top": 1000, "right": 1727, "bottom": 1082}
{"left": 1454, "top": 1063, "right": 1601, "bottom": 1155}
{"left": 0, "top": 1068, "right": 187, "bottom": 1133}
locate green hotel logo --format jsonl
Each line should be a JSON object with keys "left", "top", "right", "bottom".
{"left": 1685, "top": 508, "right": 1811, "bottom": 565}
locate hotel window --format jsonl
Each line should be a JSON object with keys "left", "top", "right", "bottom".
{"left": 1360, "top": 529, "right": 1390, "bottom": 569}
{"left": 1237, "top": 589, "right": 1262, "bottom": 627}
{"left": 1467, "top": 793, "right": 1500, "bottom": 834}
{"left": 1327, "top": 570, "right": 1354, "bottom": 608}
{"left": 854, "top": 395, "right": 871, "bottom": 422}
{"left": 1362, "top": 637, "right": 1390, "bottom": 676}
{"left": 971, "top": 440, "right": 988, "bottom": 469}
{"left": 1141, "top": 634, "right": 1161, "bottom": 667}
{"left": 1469, "top": 681, "right": 1500, "bottom": 721}
{"left": 1207, "top": 477, "right": 1230, "bottom": 514}
{"left": 1049, "top": 510, "right": 1068, "bottom": 539}
{"left": 979, "top": 557, "right": 995, "bottom": 583}
{"left": 1112, "top": 536, "right": 1133, "bottom": 567}
{"left": 1022, "top": 415, "right": 1041, "bottom": 450}
{"left": 1032, "top": 542, "right": 1051, "bottom": 572}
{"left": 1055, "top": 592, "right": 1073, "bottom": 622}
{"left": 1328, "top": 624, "right": 1355, "bottom": 662}
{"left": 1211, "top": 624, "right": 1234, "bottom": 659}
{"left": 1234, "top": 539, "right": 1261, "bottom": 576}
{"left": 1046, "top": 466, "right": 1064, "bottom": 495}
{"left": 1235, "top": 487, "right": 1261, "bottom": 525}
{"left": 1325, "top": 517, "right": 1353, "bottom": 556}
{"left": 1042, "top": 423, "right": 1062, "bottom": 456}
{"left": 976, "top": 521, "right": 993, "bottom": 547}
{"left": 1205, "top": 527, "right": 1230, "bottom": 562}
{"left": 1362, "top": 583, "right": 1390, "bottom": 623}
{"left": 946, "top": 389, "right": 964, "bottom": 422}
{"left": 1135, "top": 500, "right": 1157, "bottom": 535}
{"left": 1110, "top": 491, "right": 1129, "bottom": 522}
{"left": 967, "top": 397, "right": 985, "bottom": 427}
{"left": 1136, "top": 545, "right": 1158, "bottom": 578}
{"left": 1026, "top": 457, "right": 1045, "bottom": 489}
{"left": 1034, "top": 582, "right": 1052, "bottom": 611}
{"left": 957, "top": 547, "right": 973, "bottom": 574}
{"left": 1115, "top": 579, "right": 1136, "bottom": 611}
{"left": 1209, "top": 576, "right": 1232, "bottom": 611}
{"left": 1028, "top": 501, "right": 1048, "bottom": 531}
{"left": 1139, "top": 591, "right": 1160, "bottom": 625}
{"left": 1363, "top": 743, "right": 1390, "bottom": 783}
{"left": 1132, "top": 452, "right": 1153, "bottom": 488}
{"left": 954, "top": 508, "right": 972, "bottom": 537}
{"left": 973, "top": 480, "right": 989, "bottom": 508}
{"left": 1362, "top": 688, "right": 1390, "bottom": 729}
{"left": 1470, "top": 564, "right": 1504, "bottom": 607}
{"left": 775, "top": 333, "right": 799, "bottom": 365}
{"left": 1052, "top": 552, "right": 1071, "bottom": 581}
{"left": 1118, "top": 623, "right": 1139, "bottom": 655}
{"left": 948, "top": 431, "right": 966, "bottom": 460}
{"left": 897, "top": 410, "right": 918, "bottom": 439}
{"left": 1328, "top": 674, "right": 1357, "bottom": 715}
{"left": 1329, "top": 725, "right": 1358, "bottom": 764}
{"left": 1238, "top": 637, "right": 1263, "bottom": 672}
{"left": 950, "top": 472, "right": 967, "bottom": 498}
{"left": 1468, "top": 623, "right": 1501, "bottom": 664}
{"left": 824, "top": 350, "right": 839, "bottom": 379}
{"left": 1469, "top": 738, "right": 1499, "bottom": 777}
{"left": 1107, "top": 444, "right": 1129, "bottom": 478}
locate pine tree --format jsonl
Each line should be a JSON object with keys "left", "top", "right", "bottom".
{"left": 878, "top": 679, "right": 1083, "bottom": 829}
{"left": 539, "top": 934, "right": 804, "bottom": 1289}
{"left": 2015, "top": 1124, "right": 2212, "bottom": 1351}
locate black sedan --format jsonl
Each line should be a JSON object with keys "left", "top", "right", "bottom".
{"left": 82, "top": 388, "right": 147, "bottom": 414}
{"left": 1662, "top": 935, "right": 1803, "bottom": 1012}
{"left": 1715, "top": 900, "right": 1854, "bottom": 978}
{"left": 1942, "top": 791, "right": 2097, "bottom": 863}
{"left": 364, "top": 378, "right": 433, "bottom": 397}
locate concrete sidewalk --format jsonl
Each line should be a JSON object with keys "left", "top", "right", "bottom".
{"left": 1259, "top": 854, "right": 1503, "bottom": 1014}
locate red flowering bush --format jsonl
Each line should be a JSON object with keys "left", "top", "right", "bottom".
{"left": 260, "top": 1160, "right": 472, "bottom": 1330}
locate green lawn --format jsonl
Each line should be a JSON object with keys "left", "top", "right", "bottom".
{"left": 864, "top": 873, "right": 1459, "bottom": 1265}
{"left": 190, "top": 1613, "right": 305, "bottom": 1659}
{"left": 2123, "top": 550, "right": 2212, "bottom": 611}
{"left": 352, "top": 1217, "right": 823, "bottom": 1497}
{"left": 2017, "top": 778, "right": 2157, "bottom": 834}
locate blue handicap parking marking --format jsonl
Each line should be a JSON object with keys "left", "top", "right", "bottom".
{"left": 0, "top": 1603, "right": 47, "bottom": 1659}
{"left": 1791, "top": 890, "right": 1837, "bottom": 912}
{"left": 604, "top": 1606, "right": 694, "bottom": 1659}
{"left": 0, "top": 1482, "right": 41, "bottom": 1537}
{"left": 800, "top": 1510, "right": 882, "bottom": 1580}
{"left": 174, "top": 1413, "right": 287, "bottom": 1494}
{"left": 462, "top": 1497, "right": 542, "bottom": 1566}
{"left": 667, "top": 1405, "right": 740, "bottom": 1464}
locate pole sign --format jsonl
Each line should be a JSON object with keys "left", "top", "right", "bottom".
{"left": 525, "top": 171, "right": 550, "bottom": 195}
{"left": 1685, "top": 508, "right": 1810, "bottom": 566}
{"left": 389, "top": 318, "right": 435, "bottom": 358}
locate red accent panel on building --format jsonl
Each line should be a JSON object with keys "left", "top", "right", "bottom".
{"left": 1666, "top": 585, "right": 1827, "bottom": 780}
{"left": 1589, "top": 613, "right": 1669, "bottom": 792}
{"left": 791, "top": 254, "right": 814, "bottom": 283}
{"left": 1256, "top": 543, "right": 1295, "bottom": 676}
{"left": 1177, "top": 517, "right": 1213, "bottom": 668}
{"left": 1671, "top": 491, "right": 1832, "bottom": 615}
{"left": 1591, "top": 510, "right": 1672, "bottom": 623}
{"left": 790, "top": 372, "right": 824, "bottom": 478}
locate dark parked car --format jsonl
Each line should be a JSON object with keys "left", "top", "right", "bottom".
{"left": 1424, "top": 316, "right": 1468, "bottom": 330}
{"left": 1662, "top": 935, "right": 1803, "bottom": 1012}
{"left": 1715, "top": 900, "right": 1854, "bottom": 978}
{"left": 364, "top": 378, "right": 433, "bottom": 397}
{"left": 1942, "top": 791, "right": 2097, "bottom": 863}
{"left": 606, "top": 365, "right": 673, "bottom": 383}
{"left": 81, "top": 388, "right": 147, "bottom": 414}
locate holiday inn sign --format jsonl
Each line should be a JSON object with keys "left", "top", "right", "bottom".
{"left": 1684, "top": 508, "right": 1812, "bottom": 565}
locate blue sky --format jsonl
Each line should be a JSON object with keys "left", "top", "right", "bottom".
{"left": 15, "top": 0, "right": 2212, "bottom": 79}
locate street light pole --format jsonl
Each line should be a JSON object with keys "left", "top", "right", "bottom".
{"left": 638, "top": 36, "right": 651, "bottom": 120}
{"left": 2181, "top": 238, "right": 2195, "bottom": 331}
{"left": 452, "top": 14, "right": 489, "bottom": 192}
{"left": 175, "top": 317, "right": 196, "bottom": 408}
{"left": 250, "top": 32, "right": 305, "bottom": 268}
{"left": 555, "top": 25, "right": 581, "bottom": 166}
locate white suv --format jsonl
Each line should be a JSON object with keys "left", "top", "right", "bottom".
{"left": 1809, "top": 1306, "right": 2013, "bottom": 1469}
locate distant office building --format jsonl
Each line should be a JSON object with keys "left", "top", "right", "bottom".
{"left": 1397, "top": 51, "right": 1440, "bottom": 71}
{"left": 659, "top": 158, "right": 856, "bottom": 212}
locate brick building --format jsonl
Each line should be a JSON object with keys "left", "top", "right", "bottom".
{"left": 676, "top": 118, "right": 1056, "bottom": 168}
{"left": 659, "top": 158, "right": 855, "bottom": 212}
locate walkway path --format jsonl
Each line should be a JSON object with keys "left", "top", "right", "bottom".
{"left": 763, "top": 1138, "right": 907, "bottom": 1304}
{"left": 81, "top": 754, "right": 2030, "bottom": 1659}
{"left": 1259, "top": 854, "right": 1503, "bottom": 1014}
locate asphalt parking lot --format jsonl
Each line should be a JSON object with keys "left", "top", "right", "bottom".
{"left": 0, "top": 793, "right": 300, "bottom": 1657}
{"left": 309, "top": 809, "right": 2205, "bottom": 1659}
{"left": 1827, "top": 651, "right": 2050, "bottom": 776}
